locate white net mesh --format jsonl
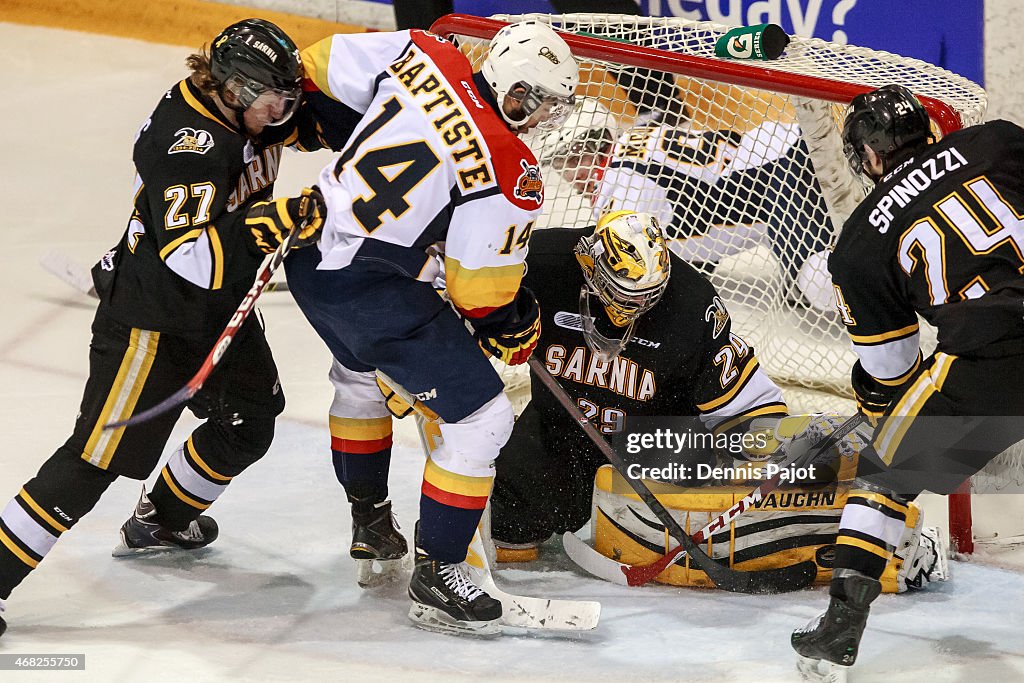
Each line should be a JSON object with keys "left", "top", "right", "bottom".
{"left": 440, "top": 14, "right": 1024, "bottom": 492}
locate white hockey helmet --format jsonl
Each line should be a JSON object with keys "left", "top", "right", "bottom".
{"left": 481, "top": 20, "right": 579, "bottom": 132}
{"left": 538, "top": 98, "right": 617, "bottom": 167}
{"left": 575, "top": 210, "right": 671, "bottom": 359}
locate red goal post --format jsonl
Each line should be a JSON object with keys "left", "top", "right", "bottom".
{"left": 431, "top": 13, "right": 1004, "bottom": 554}
{"left": 430, "top": 14, "right": 969, "bottom": 135}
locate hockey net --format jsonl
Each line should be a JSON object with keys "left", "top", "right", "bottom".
{"left": 432, "top": 13, "right": 1023, "bottom": 551}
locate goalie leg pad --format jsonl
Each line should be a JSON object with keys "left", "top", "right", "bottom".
{"left": 894, "top": 523, "right": 949, "bottom": 592}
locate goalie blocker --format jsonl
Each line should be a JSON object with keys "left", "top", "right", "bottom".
{"left": 590, "top": 463, "right": 947, "bottom": 592}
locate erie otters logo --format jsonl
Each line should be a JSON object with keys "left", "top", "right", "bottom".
{"left": 169, "top": 128, "right": 214, "bottom": 155}
{"left": 538, "top": 46, "right": 561, "bottom": 64}
{"left": 704, "top": 296, "right": 730, "bottom": 339}
{"left": 514, "top": 159, "right": 544, "bottom": 204}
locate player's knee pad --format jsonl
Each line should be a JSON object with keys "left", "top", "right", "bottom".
{"left": 329, "top": 358, "right": 391, "bottom": 419}
{"left": 192, "top": 403, "right": 279, "bottom": 471}
{"left": 190, "top": 382, "right": 284, "bottom": 457}
{"left": 433, "top": 392, "right": 514, "bottom": 478}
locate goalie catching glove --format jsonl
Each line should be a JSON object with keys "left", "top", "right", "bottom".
{"left": 245, "top": 186, "right": 326, "bottom": 254}
{"left": 742, "top": 413, "right": 872, "bottom": 472}
{"left": 474, "top": 286, "right": 541, "bottom": 366}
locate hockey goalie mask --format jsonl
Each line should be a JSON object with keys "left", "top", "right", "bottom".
{"left": 575, "top": 211, "right": 671, "bottom": 360}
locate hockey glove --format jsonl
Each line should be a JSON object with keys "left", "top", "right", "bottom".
{"left": 245, "top": 186, "right": 326, "bottom": 254}
{"left": 852, "top": 360, "right": 897, "bottom": 426}
{"left": 475, "top": 287, "right": 541, "bottom": 366}
{"left": 802, "top": 412, "right": 872, "bottom": 460}
{"left": 376, "top": 375, "right": 416, "bottom": 419}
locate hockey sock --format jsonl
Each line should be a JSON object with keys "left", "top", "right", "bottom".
{"left": 149, "top": 436, "right": 238, "bottom": 531}
{"left": 329, "top": 415, "right": 393, "bottom": 509}
{"left": 830, "top": 488, "right": 909, "bottom": 598}
{"left": 0, "top": 448, "right": 116, "bottom": 598}
{"left": 419, "top": 459, "right": 493, "bottom": 563}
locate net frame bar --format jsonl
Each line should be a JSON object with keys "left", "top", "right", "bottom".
{"left": 430, "top": 14, "right": 964, "bottom": 135}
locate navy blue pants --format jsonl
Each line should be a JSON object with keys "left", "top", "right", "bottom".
{"left": 285, "top": 247, "right": 504, "bottom": 422}
{"left": 285, "top": 246, "right": 509, "bottom": 562}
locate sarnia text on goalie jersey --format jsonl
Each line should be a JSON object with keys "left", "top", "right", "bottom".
{"left": 544, "top": 344, "right": 657, "bottom": 401}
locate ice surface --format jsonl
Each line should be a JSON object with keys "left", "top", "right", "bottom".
{"left": 0, "top": 22, "right": 1022, "bottom": 682}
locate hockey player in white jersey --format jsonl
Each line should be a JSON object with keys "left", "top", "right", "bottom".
{"left": 285, "top": 21, "right": 578, "bottom": 635}
{"left": 539, "top": 98, "right": 835, "bottom": 305}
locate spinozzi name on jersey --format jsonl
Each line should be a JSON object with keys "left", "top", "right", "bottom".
{"left": 866, "top": 146, "right": 969, "bottom": 233}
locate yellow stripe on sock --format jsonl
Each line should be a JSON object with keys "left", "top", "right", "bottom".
{"left": 186, "top": 437, "right": 231, "bottom": 482}
{"left": 837, "top": 535, "right": 892, "bottom": 560}
{"left": 18, "top": 489, "right": 68, "bottom": 533}
{"left": 0, "top": 526, "right": 38, "bottom": 568}
{"left": 161, "top": 469, "right": 210, "bottom": 510}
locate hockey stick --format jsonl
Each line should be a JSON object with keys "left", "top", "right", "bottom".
{"left": 528, "top": 356, "right": 818, "bottom": 594}
{"left": 39, "top": 249, "right": 289, "bottom": 301}
{"left": 103, "top": 227, "right": 303, "bottom": 430}
{"left": 39, "top": 249, "right": 99, "bottom": 298}
{"left": 563, "top": 414, "right": 867, "bottom": 586}
{"left": 377, "top": 370, "right": 602, "bottom": 630}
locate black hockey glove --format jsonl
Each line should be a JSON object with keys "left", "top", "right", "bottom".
{"left": 474, "top": 287, "right": 541, "bottom": 366}
{"left": 851, "top": 360, "right": 898, "bottom": 426}
{"left": 245, "top": 186, "right": 326, "bottom": 254}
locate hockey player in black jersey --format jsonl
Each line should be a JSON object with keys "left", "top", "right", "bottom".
{"left": 791, "top": 85, "right": 1024, "bottom": 682}
{"left": 490, "top": 209, "right": 794, "bottom": 557}
{"left": 0, "top": 19, "right": 331, "bottom": 638}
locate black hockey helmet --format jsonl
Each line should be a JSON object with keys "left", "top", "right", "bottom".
{"left": 842, "top": 84, "right": 933, "bottom": 176}
{"left": 210, "top": 18, "right": 302, "bottom": 124}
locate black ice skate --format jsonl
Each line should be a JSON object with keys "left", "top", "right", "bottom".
{"left": 350, "top": 500, "right": 409, "bottom": 588}
{"left": 407, "top": 528, "right": 502, "bottom": 636}
{"left": 112, "top": 488, "right": 218, "bottom": 557}
{"left": 792, "top": 574, "right": 882, "bottom": 683}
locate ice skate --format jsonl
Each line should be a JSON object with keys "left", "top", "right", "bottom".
{"left": 350, "top": 500, "right": 409, "bottom": 588}
{"left": 407, "top": 527, "right": 502, "bottom": 637}
{"left": 0, "top": 598, "right": 6, "bottom": 638}
{"left": 112, "top": 488, "right": 218, "bottom": 557}
{"left": 792, "top": 575, "right": 881, "bottom": 682}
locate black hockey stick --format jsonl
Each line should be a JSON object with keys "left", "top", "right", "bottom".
{"left": 528, "top": 356, "right": 819, "bottom": 594}
{"left": 103, "top": 223, "right": 304, "bottom": 430}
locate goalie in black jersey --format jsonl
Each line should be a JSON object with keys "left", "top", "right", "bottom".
{"left": 0, "top": 19, "right": 347, "bottom": 638}
{"left": 491, "top": 209, "right": 814, "bottom": 556}
{"left": 791, "top": 86, "right": 1024, "bottom": 682}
